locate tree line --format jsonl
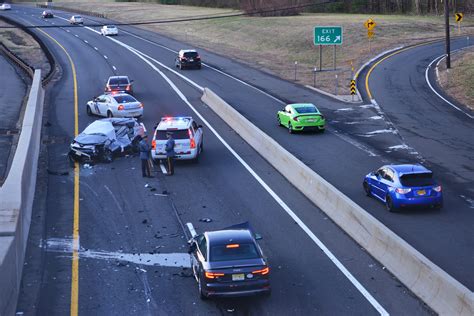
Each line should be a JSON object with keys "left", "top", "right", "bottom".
{"left": 150, "top": 0, "right": 473, "bottom": 15}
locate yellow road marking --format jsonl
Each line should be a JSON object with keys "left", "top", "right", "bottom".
{"left": 34, "top": 28, "right": 80, "bottom": 316}
{"left": 364, "top": 39, "right": 444, "bottom": 100}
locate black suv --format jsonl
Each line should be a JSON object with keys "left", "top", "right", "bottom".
{"left": 105, "top": 76, "right": 134, "bottom": 95}
{"left": 175, "top": 49, "right": 202, "bottom": 70}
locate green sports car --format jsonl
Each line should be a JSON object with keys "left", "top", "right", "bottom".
{"left": 277, "top": 103, "right": 325, "bottom": 133}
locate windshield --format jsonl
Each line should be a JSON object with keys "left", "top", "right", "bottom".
{"left": 113, "top": 95, "right": 136, "bottom": 103}
{"left": 155, "top": 129, "right": 189, "bottom": 140}
{"left": 294, "top": 106, "right": 318, "bottom": 114}
{"left": 109, "top": 78, "right": 129, "bottom": 85}
{"left": 183, "top": 52, "right": 198, "bottom": 58}
{"left": 400, "top": 173, "right": 435, "bottom": 187}
{"left": 210, "top": 243, "right": 260, "bottom": 262}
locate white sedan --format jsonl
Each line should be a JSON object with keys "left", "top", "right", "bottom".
{"left": 69, "top": 15, "right": 83, "bottom": 25}
{"left": 0, "top": 3, "right": 11, "bottom": 10}
{"left": 86, "top": 93, "right": 143, "bottom": 118}
{"left": 101, "top": 25, "right": 118, "bottom": 36}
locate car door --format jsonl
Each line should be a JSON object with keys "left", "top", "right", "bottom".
{"left": 96, "top": 95, "right": 110, "bottom": 115}
{"left": 378, "top": 168, "right": 395, "bottom": 200}
{"left": 191, "top": 235, "right": 207, "bottom": 278}
{"left": 370, "top": 168, "right": 386, "bottom": 199}
{"left": 280, "top": 106, "right": 291, "bottom": 125}
{"left": 191, "top": 121, "right": 202, "bottom": 147}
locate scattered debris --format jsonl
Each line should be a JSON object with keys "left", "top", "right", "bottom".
{"left": 47, "top": 169, "right": 69, "bottom": 176}
{"left": 44, "top": 121, "right": 52, "bottom": 127}
{"left": 142, "top": 219, "right": 148, "bottom": 224}
{"left": 199, "top": 218, "right": 212, "bottom": 223}
{"left": 150, "top": 188, "right": 157, "bottom": 192}
{"left": 83, "top": 164, "right": 93, "bottom": 169}
{"left": 145, "top": 184, "right": 150, "bottom": 188}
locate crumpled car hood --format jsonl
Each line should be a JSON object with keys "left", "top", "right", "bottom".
{"left": 74, "top": 133, "right": 109, "bottom": 145}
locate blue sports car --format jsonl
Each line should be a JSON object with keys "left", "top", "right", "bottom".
{"left": 363, "top": 164, "right": 443, "bottom": 212}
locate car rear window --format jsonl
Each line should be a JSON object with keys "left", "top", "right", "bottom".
{"left": 113, "top": 95, "right": 136, "bottom": 103}
{"left": 400, "top": 173, "right": 435, "bottom": 187}
{"left": 183, "top": 52, "right": 198, "bottom": 58}
{"left": 155, "top": 129, "right": 189, "bottom": 140}
{"left": 294, "top": 106, "right": 318, "bottom": 114}
{"left": 210, "top": 243, "right": 260, "bottom": 262}
{"left": 107, "top": 25, "right": 116, "bottom": 29}
{"left": 109, "top": 78, "right": 129, "bottom": 85}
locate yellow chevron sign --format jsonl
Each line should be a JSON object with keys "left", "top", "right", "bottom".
{"left": 455, "top": 13, "right": 463, "bottom": 22}
{"left": 350, "top": 80, "right": 356, "bottom": 95}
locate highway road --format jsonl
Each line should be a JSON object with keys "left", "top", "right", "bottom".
{"left": 2, "top": 4, "right": 469, "bottom": 315}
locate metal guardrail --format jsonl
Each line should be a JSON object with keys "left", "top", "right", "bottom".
{"left": 0, "top": 41, "right": 34, "bottom": 78}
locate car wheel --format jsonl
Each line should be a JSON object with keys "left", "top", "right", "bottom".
{"left": 197, "top": 65, "right": 202, "bottom": 70}
{"left": 107, "top": 111, "right": 113, "bottom": 118}
{"left": 386, "top": 195, "right": 396, "bottom": 212}
{"left": 288, "top": 123, "right": 293, "bottom": 134}
{"left": 198, "top": 276, "right": 207, "bottom": 300}
{"left": 86, "top": 105, "right": 92, "bottom": 116}
{"left": 363, "top": 181, "right": 371, "bottom": 197}
{"left": 277, "top": 115, "right": 281, "bottom": 126}
{"left": 200, "top": 141, "right": 203, "bottom": 153}
{"left": 102, "top": 148, "right": 113, "bottom": 163}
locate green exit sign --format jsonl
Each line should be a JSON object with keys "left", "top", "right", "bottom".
{"left": 314, "top": 26, "right": 343, "bottom": 45}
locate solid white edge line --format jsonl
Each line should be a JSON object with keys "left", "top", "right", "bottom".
{"left": 425, "top": 49, "right": 474, "bottom": 119}
{"left": 92, "top": 30, "right": 388, "bottom": 316}
{"left": 104, "top": 55, "right": 108, "bottom": 59}
{"left": 112, "top": 65, "right": 117, "bottom": 71}
{"left": 186, "top": 223, "right": 197, "bottom": 238}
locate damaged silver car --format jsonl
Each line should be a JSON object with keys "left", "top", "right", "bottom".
{"left": 69, "top": 118, "right": 146, "bottom": 163}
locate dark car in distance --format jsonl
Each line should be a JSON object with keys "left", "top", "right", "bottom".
{"left": 175, "top": 49, "right": 202, "bottom": 70}
{"left": 189, "top": 227, "right": 270, "bottom": 299}
{"left": 42, "top": 10, "right": 54, "bottom": 18}
{"left": 105, "top": 76, "right": 134, "bottom": 95}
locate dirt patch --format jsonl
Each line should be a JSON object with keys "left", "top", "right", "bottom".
{"left": 0, "top": 19, "right": 50, "bottom": 76}
{"left": 437, "top": 47, "right": 474, "bottom": 110}
{"left": 48, "top": 2, "right": 474, "bottom": 95}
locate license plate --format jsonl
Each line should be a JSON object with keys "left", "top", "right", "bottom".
{"left": 190, "top": 58, "right": 194, "bottom": 62}
{"left": 417, "top": 190, "right": 426, "bottom": 196}
{"left": 232, "top": 274, "right": 245, "bottom": 281}
{"left": 306, "top": 119, "right": 316, "bottom": 122}
{"left": 175, "top": 144, "right": 182, "bottom": 150}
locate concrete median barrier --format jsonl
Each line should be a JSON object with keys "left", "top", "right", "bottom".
{"left": 0, "top": 70, "right": 44, "bottom": 316}
{"left": 201, "top": 88, "right": 474, "bottom": 315}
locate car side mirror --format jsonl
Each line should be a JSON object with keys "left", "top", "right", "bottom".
{"left": 254, "top": 233, "right": 262, "bottom": 240}
{"left": 130, "top": 79, "right": 134, "bottom": 83}
{"left": 198, "top": 125, "right": 203, "bottom": 128}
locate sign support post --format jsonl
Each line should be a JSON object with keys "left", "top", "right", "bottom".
{"left": 314, "top": 26, "right": 343, "bottom": 72}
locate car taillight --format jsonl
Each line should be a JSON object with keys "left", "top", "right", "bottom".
{"left": 433, "top": 185, "right": 442, "bottom": 192}
{"left": 117, "top": 104, "right": 124, "bottom": 111}
{"left": 252, "top": 267, "right": 270, "bottom": 275}
{"left": 395, "top": 188, "right": 411, "bottom": 194}
{"left": 106, "top": 85, "right": 111, "bottom": 91}
{"left": 205, "top": 272, "right": 224, "bottom": 279}
{"left": 139, "top": 103, "right": 143, "bottom": 108}
{"left": 196, "top": 55, "right": 201, "bottom": 59}
{"left": 126, "top": 84, "right": 131, "bottom": 91}
{"left": 293, "top": 116, "right": 299, "bottom": 122}
{"left": 181, "top": 57, "right": 186, "bottom": 61}
{"left": 151, "top": 140, "right": 156, "bottom": 149}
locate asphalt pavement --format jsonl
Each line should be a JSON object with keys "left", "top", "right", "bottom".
{"left": 0, "top": 52, "right": 27, "bottom": 183}
{"left": 2, "top": 4, "right": 460, "bottom": 315}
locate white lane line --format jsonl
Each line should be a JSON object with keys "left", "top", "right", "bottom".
{"left": 159, "top": 161, "right": 167, "bottom": 174}
{"left": 94, "top": 47, "right": 98, "bottom": 51}
{"left": 84, "top": 40, "right": 88, "bottom": 44}
{"left": 425, "top": 49, "right": 474, "bottom": 119}
{"left": 74, "top": 34, "right": 79, "bottom": 38}
{"left": 93, "top": 32, "right": 388, "bottom": 316}
{"left": 112, "top": 65, "right": 117, "bottom": 71}
{"left": 120, "top": 29, "right": 285, "bottom": 104}
{"left": 103, "top": 55, "right": 108, "bottom": 59}
{"left": 66, "top": 29, "right": 70, "bottom": 33}
{"left": 186, "top": 223, "right": 197, "bottom": 238}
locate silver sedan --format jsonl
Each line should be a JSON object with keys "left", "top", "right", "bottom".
{"left": 86, "top": 93, "right": 143, "bottom": 118}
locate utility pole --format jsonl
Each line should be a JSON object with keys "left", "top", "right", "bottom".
{"left": 444, "top": 0, "right": 451, "bottom": 69}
